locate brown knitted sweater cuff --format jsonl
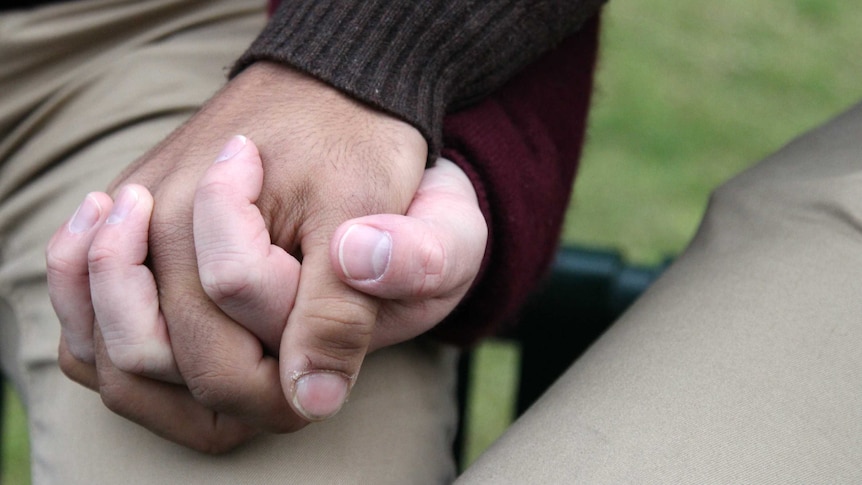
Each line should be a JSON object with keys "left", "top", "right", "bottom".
{"left": 231, "top": 0, "right": 606, "bottom": 160}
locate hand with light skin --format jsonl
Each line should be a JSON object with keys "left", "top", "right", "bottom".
{"left": 45, "top": 61, "right": 487, "bottom": 452}
{"left": 192, "top": 136, "right": 486, "bottom": 413}
{"left": 195, "top": 136, "right": 487, "bottom": 353}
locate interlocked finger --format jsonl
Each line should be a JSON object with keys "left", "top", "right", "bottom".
{"left": 194, "top": 136, "right": 301, "bottom": 353}
{"left": 88, "top": 185, "right": 181, "bottom": 382}
{"left": 47, "top": 192, "right": 114, "bottom": 364}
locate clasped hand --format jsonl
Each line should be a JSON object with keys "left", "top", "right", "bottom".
{"left": 44, "top": 63, "right": 487, "bottom": 453}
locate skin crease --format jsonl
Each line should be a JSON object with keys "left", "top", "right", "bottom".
{"left": 47, "top": 61, "right": 486, "bottom": 452}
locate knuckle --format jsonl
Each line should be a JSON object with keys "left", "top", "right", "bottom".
{"left": 304, "top": 294, "right": 377, "bottom": 329}
{"left": 199, "top": 259, "right": 260, "bottom": 304}
{"left": 110, "top": 354, "right": 145, "bottom": 375}
{"left": 301, "top": 297, "right": 376, "bottom": 359}
{"left": 87, "top": 242, "right": 121, "bottom": 273}
{"left": 104, "top": 341, "right": 155, "bottom": 376}
{"left": 64, "top": 336, "right": 96, "bottom": 364}
{"left": 58, "top": 349, "right": 77, "bottom": 375}
{"left": 45, "top": 246, "right": 77, "bottom": 276}
{"left": 184, "top": 369, "right": 240, "bottom": 411}
{"left": 414, "top": 234, "right": 447, "bottom": 295}
{"left": 196, "top": 177, "right": 235, "bottom": 200}
{"left": 310, "top": 332, "right": 367, "bottom": 365}
{"left": 98, "top": 379, "right": 130, "bottom": 415}
{"left": 58, "top": 347, "right": 94, "bottom": 386}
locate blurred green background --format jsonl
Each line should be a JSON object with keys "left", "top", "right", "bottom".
{"left": 567, "top": 0, "right": 862, "bottom": 263}
{"left": 4, "top": 0, "right": 862, "bottom": 482}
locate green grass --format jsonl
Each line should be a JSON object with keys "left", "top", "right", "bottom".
{"left": 2, "top": 383, "right": 30, "bottom": 485}
{"left": 564, "top": 0, "right": 862, "bottom": 263}
{"left": 460, "top": 340, "right": 520, "bottom": 467}
{"left": 4, "top": 0, "right": 862, "bottom": 480}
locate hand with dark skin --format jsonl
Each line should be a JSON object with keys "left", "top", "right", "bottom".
{"left": 46, "top": 61, "right": 487, "bottom": 452}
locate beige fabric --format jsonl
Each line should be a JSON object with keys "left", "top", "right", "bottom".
{"left": 0, "top": 1, "right": 458, "bottom": 484}
{"left": 458, "top": 103, "right": 862, "bottom": 483}
{"left": 9, "top": 0, "right": 862, "bottom": 483}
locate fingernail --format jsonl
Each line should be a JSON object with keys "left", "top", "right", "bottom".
{"left": 292, "top": 372, "right": 350, "bottom": 421}
{"left": 106, "top": 186, "right": 139, "bottom": 225}
{"left": 338, "top": 224, "right": 391, "bottom": 281}
{"left": 68, "top": 194, "right": 102, "bottom": 234}
{"left": 214, "top": 135, "right": 247, "bottom": 163}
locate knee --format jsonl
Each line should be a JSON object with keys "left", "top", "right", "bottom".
{"left": 698, "top": 151, "right": 862, "bottom": 253}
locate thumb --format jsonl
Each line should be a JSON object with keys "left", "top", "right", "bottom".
{"left": 280, "top": 246, "right": 379, "bottom": 421}
{"left": 332, "top": 158, "right": 488, "bottom": 301}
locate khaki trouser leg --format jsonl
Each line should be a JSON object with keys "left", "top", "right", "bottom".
{"left": 0, "top": 1, "right": 458, "bottom": 484}
{"left": 458, "top": 103, "right": 862, "bottom": 483}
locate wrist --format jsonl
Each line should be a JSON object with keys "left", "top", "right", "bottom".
{"left": 227, "top": 61, "right": 428, "bottom": 170}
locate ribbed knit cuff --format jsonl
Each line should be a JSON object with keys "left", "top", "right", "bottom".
{"left": 431, "top": 15, "right": 600, "bottom": 346}
{"left": 231, "top": 0, "right": 606, "bottom": 160}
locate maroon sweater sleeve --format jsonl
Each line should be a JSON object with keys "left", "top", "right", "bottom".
{"left": 431, "top": 15, "right": 601, "bottom": 346}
